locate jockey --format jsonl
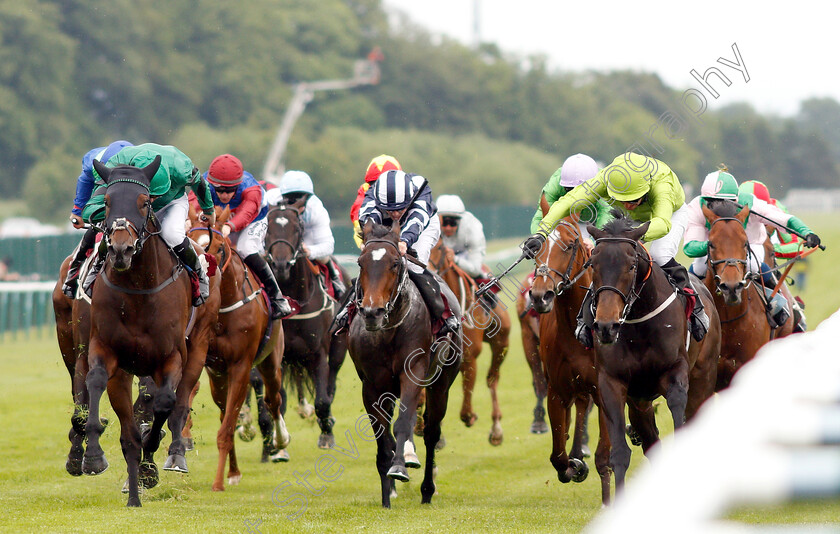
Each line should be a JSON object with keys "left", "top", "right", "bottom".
{"left": 349, "top": 154, "right": 402, "bottom": 248}
{"left": 530, "top": 153, "right": 612, "bottom": 242}
{"left": 334, "top": 169, "right": 460, "bottom": 337}
{"left": 78, "top": 143, "right": 217, "bottom": 306}
{"left": 436, "top": 194, "right": 497, "bottom": 307}
{"left": 197, "top": 154, "right": 292, "bottom": 320}
{"left": 62, "top": 140, "right": 134, "bottom": 298}
{"left": 522, "top": 152, "right": 710, "bottom": 347}
{"left": 739, "top": 180, "right": 804, "bottom": 259}
{"left": 682, "top": 169, "right": 820, "bottom": 329}
{"left": 265, "top": 170, "right": 347, "bottom": 300}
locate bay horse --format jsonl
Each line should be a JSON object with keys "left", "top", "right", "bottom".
{"left": 349, "top": 219, "right": 461, "bottom": 507}
{"left": 514, "top": 275, "right": 550, "bottom": 434}
{"left": 265, "top": 201, "right": 347, "bottom": 451}
{"left": 428, "top": 238, "right": 510, "bottom": 445}
{"left": 528, "top": 218, "right": 612, "bottom": 504}
{"left": 702, "top": 201, "right": 793, "bottom": 390}
{"left": 587, "top": 213, "right": 720, "bottom": 492}
{"left": 187, "top": 206, "right": 289, "bottom": 491}
{"left": 82, "top": 157, "right": 220, "bottom": 506}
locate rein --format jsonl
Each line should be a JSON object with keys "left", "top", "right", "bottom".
{"left": 533, "top": 221, "right": 591, "bottom": 296}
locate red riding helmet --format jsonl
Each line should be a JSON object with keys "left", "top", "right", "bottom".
{"left": 364, "top": 154, "right": 401, "bottom": 184}
{"left": 207, "top": 154, "right": 244, "bottom": 187}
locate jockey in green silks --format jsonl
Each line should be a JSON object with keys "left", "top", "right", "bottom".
{"left": 522, "top": 152, "right": 709, "bottom": 348}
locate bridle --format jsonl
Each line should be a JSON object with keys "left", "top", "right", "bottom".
{"left": 706, "top": 216, "right": 754, "bottom": 291}
{"left": 103, "top": 179, "right": 159, "bottom": 257}
{"left": 187, "top": 226, "right": 231, "bottom": 273}
{"left": 590, "top": 236, "right": 653, "bottom": 325}
{"left": 265, "top": 205, "right": 303, "bottom": 267}
{"left": 356, "top": 238, "right": 409, "bottom": 324}
{"left": 533, "top": 220, "right": 591, "bottom": 297}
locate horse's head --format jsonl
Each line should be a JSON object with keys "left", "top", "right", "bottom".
{"left": 529, "top": 218, "right": 586, "bottom": 314}
{"left": 93, "top": 156, "right": 160, "bottom": 272}
{"left": 702, "top": 200, "right": 750, "bottom": 305}
{"left": 357, "top": 218, "right": 406, "bottom": 331}
{"left": 266, "top": 201, "right": 304, "bottom": 282}
{"left": 188, "top": 204, "right": 231, "bottom": 266}
{"left": 428, "top": 238, "right": 453, "bottom": 276}
{"left": 587, "top": 214, "right": 650, "bottom": 345}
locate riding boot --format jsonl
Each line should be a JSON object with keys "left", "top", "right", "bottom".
{"left": 82, "top": 239, "right": 108, "bottom": 298}
{"left": 244, "top": 253, "right": 292, "bottom": 320}
{"left": 759, "top": 268, "right": 791, "bottom": 328}
{"left": 661, "top": 258, "right": 709, "bottom": 341}
{"left": 173, "top": 238, "right": 210, "bottom": 307}
{"left": 326, "top": 259, "right": 347, "bottom": 301}
{"left": 63, "top": 227, "right": 98, "bottom": 299}
{"left": 408, "top": 268, "right": 460, "bottom": 337}
{"left": 792, "top": 297, "right": 807, "bottom": 333}
{"left": 574, "top": 286, "right": 594, "bottom": 349}
{"left": 329, "top": 278, "right": 357, "bottom": 335}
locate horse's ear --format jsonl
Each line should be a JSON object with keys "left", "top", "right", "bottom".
{"left": 219, "top": 206, "right": 231, "bottom": 227}
{"left": 92, "top": 159, "right": 111, "bottom": 183}
{"left": 362, "top": 218, "right": 374, "bottom": 241}
{"left": 627, "top": 221, "right": 650, "bottom": 243}
{"left": 587, "top": 225, "right": 605, "bottom": 241}
{"left": 142, "top": 155, "right": 162, "bottom": 185}
{"left": 701, "top": 203, "right": 717, "bottom": 224}
{"left": 390, "top": 218, "right": 401, "bottom": 235}
{"left": 735, "top": 204, "right": 749, "bottom": 224}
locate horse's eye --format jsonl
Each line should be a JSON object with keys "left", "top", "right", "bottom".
{"left": 356, "top": 258, "right": 362, "bottom": 266}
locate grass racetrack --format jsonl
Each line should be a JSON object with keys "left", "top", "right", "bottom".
{"left": 1, "top": 214, "right": 838, "bottom": 533}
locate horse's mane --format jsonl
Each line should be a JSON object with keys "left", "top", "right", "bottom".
{"left": 365, "top": 221, "right": 398, "bottom": 242}
{"left": 601, "top": 208, "right": 643, "bottom": 236}
{"left": 706, "top": 199, "right": 741, "bottom": 218}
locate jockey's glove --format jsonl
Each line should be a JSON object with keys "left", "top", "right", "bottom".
{"left": 805, "top": 233, "right": 821, "bottom": 248}
{"left": 522, "top": 234, "right": 546, "bottom": 259}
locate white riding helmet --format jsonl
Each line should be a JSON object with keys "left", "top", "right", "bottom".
{"left": 279, "top": 170, "right": 314, "bottom": 195}
{"left": 436, "top": 194, "right": 466, "bottom": 217}
{"left": 559, "top": 154, "right": 599, "bottom": 187}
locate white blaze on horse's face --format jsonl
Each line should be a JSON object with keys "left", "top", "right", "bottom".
{"left": 275, "top": 217, "right": 289, "bottom": 227}
{"left": 371, "top": 248, "right": 387, "bottom": 262}
{"left": 197, "top": 235, "right": 211, "bottom": 248}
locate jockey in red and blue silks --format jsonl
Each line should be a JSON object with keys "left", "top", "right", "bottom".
{"left": 192, "top": 154, "right": 291, "bottom": 320}
{"left": 62, "top": 140, "right": 134, "bottom": 298}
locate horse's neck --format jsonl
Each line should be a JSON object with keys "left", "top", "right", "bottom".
{"left": 221, "top": 253, "right": 250, "bottom": 304}
{"left": 442, "top": 263, "right": 473, "bottom": 308}
{"left": 282, "top": 258, "right": 315, "bottom": 299}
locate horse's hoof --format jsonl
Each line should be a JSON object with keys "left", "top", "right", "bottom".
{"left": 390, "top": 486, "right": 398, "bottom": 499}
{"left": 228, "top": 473, "right": 242, "bottom": 486}
{"left": 270, "top": 449, "right": 290, "bottom": 463}
{"left": 625, "top": 424, "right": 642, "bottom": 447}
{"left": 139, "top": 423, "right": 166, "bottom": 447}
{"left": 66, "top": 449, "right": 84, "bottom": 476}
{"left": 434, "top": 436, "right": 446, "bottom": 451}
{"left": 139, "top": 461, "right": 159, "bottom": 489}
{"left": 184, "top": 437, "right": 194, "bottom": 451}
{"left": 126, "top": 497, "right": 142, "bottom": 507}
{"left": 569, "top": 458, "right": 589, "bottom": 483}
{"left": 212, "top": 484, "right": 225, "bottom": 492}
{"left": 387, "top": 465, "right": 410, "bottom": 482}
{"left": 162, "top": 454, "right": 188, "bottom": 473}
{"left": 297, "top": 403, "right": 315, "bottom": 419}
{"left": 461, "top": 413, "right": 478, "bottom": 427}
{"left": 121, "top": 479, "right": 130, "bottom": 494}
{"left": 82, "top": 453, "right": 108, "bottom": 476}
{"left": 317, "top": 433, "right": 335, "bottom": 449}
{"left": 488, "top": 431, "right": 503, "bottom": 446}
{"left": 236, "top": 424, "right": 257, "bottom": 442}
{"left": 404, "top": 451, "right": 421, "bottom": 469}
{"left": 581, "top": 444, "right": 591, "bottom": 458}
{"left": 530, "top": 420, "right": 549, "bottom": 434}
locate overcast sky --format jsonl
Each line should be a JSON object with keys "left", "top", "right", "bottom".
{"left": 383, "top": 0, "right": 836, "bottom": 116}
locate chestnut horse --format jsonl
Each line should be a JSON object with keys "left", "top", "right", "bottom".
{"left": 265, "top": 202, "right": 348, "bottom": 451}
{"left": 81, "top": 158, "right": 219, "bottom": 506}
{"left": 587, "top": 214, "right": 720, "bottom": 492}
{"left": 187, "top": 206, "right": 289, "bottom": 491}
{"left": 428, "top": 239, "right": 510, "bottom": 445}
{"left": 528, "top": 219, "right": 612, "bottom": 504}
{"left": 349, "top": 219, "right": 461, "bottom": 507}
{"left": 702, "top": 201, "right": 793, "bottom": 390}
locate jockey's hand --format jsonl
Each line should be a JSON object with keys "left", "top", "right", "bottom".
{"left": 522, "top": 234, "right": 546, "bottom": 259}
{"left": 69, "top": 214, "right": 85, "bottom": 229}
{"left": 805, "top": 233, "right": 821, "bottom": 248}
{"left": 583, "top": 240, "right": 594, "bottom": 253}
{"left": 302, "top": 244, "right": 311, "bottom": 257}
{"left": 201, "top": 211, "right": 216, "bottom": 228}
{"left": 222, "top": 224, "right": 232, "bottom": 237}
{"left": 398, "top": 241, "right": 408, "bottom": 255}
{"left": 445, "top": 248, "right": 455, "bottom": 264}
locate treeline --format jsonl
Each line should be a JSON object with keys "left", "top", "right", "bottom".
{"left": 3, "top": 0, "right": 838, "bottom": 224}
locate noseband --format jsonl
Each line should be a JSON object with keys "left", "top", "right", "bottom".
{"left": 591, "top": 237, "right": 652, "bottom": 325}
{"left": 707, "top": 216, "right": 754, "bottom": 290}
{"left": 357, "top": 238, "right": 409, "bottom": 324}
{"left": 266, "top": 206, "right": 303, "bottom": 266}
{"left": 533, "top": 221, "right": 590, "bottom": 296}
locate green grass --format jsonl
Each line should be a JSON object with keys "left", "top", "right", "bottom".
{"left": 1, "top": 215, "right": 838, "bottom": 533}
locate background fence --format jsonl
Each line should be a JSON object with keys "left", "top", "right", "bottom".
{"left": 0, "top": 282, "right": 56, "bottom": 339}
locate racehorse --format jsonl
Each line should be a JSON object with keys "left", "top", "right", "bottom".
{"left": 81, "top": 157, "right": 220, "bottom": 506}
{"left": 265, "top": 201, "right": 347, "bottom": 451}
{"left": 187, "top": 206, "right": 289, "bottom": 491}
{"left": 349, "top": 219, "right": 461, "bottom": 507}
{"left": 702, "top": 201, "right": 793, "bottom": 390}
{"left": 587, "top": 213, "right": 720, "bottom": 492}
{"left": 428, "top": 238, "right": 510, "bottom": 445}
{"left": 528, "top": 218, "right": 612, "bottom": 504}
{"left": 514, "top": 275, "right": 550, "bottom": 434}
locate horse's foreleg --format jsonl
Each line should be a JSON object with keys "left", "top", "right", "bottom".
{"left": 661, "top": 363, "right": 689, "bottom": 431}
{"left": 594, "top": 407, "right": 612, "bottom": 506}
{"left": 521, "top": 321, "right": 547, "bottom": 434}
{"left": 362, "top": 383, "right": 395, "bottom": 508}
{"left": 82, "top": 338, "right": 116, "bottom": 477}
{"left": 257, "top": 345, "right": 291, "bottom": 463}
{"left": 598, "top": 373, "right": 631, "bottom": 492}
{"left": 214, "top": 362, "right": 251, "bottom": 490}
{"left": 182, "top": 379, "right": 200, "bottom": 451}
{"left": 421, "top": 376, "right": 453, "bottom": 505}
{"left": 486, "top": 337, "right": 508, "bottom": 446}
{"left": 312, "top": 351, "right": 335, "bottom": 449}
{"left": 108, "top": 370, "right": 144, "bottom": 507}
{"left": 459, "top": 344, "right": 478, "bottom": 427}
{"left": 626, "top": 400, "right": 659, "bottom": 453}
{"left": 67, "top": 347, "right": 91, "bottom": 476}
{"left": 565, "top": 396, "right": 591, "bottom": 482}
{"left": 546, "top": 383, "right": 572, "bottom": 483}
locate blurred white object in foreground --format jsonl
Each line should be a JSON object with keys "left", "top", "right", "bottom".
{"left": 587, "top": 307, "right": 840, "bottom": 534}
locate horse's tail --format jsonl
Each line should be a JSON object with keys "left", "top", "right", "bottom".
{"left": 282, "top": 358, "right": 315, "bottom": 401}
